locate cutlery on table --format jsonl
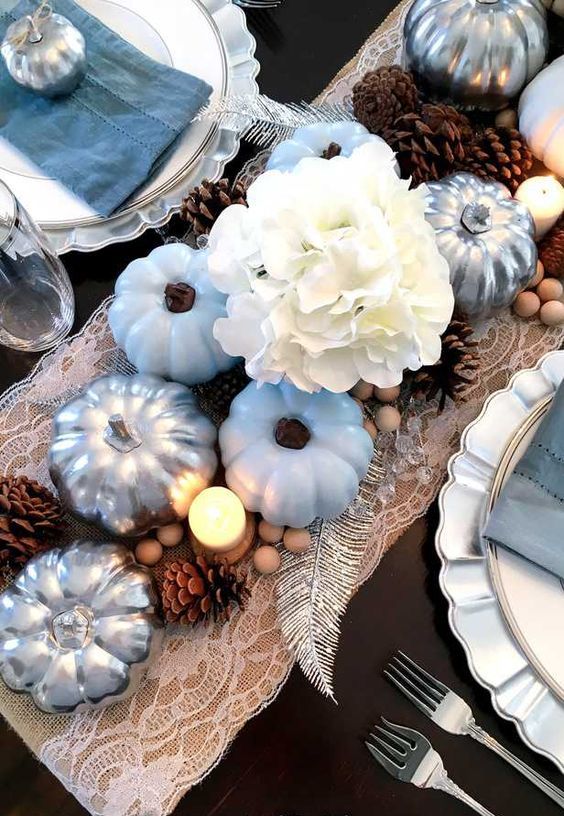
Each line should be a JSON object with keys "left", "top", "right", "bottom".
{"left": 234, "top": 0, "right": 282, "bottom": 8}
{"left": 366, "top": 718, "right": 496, "bottom": 815}
{"left": 385, "top": 651, "right": 564, "bottom": 809}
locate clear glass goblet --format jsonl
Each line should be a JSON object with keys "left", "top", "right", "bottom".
{"left": 0, "top": 180, "right": 75, "bottom": 352}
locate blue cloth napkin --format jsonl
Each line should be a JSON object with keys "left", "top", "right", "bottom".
{"left": 0, "top": 0, "right": 212, "bottom": 215}
{"left": 485, "top": 380, "right": 564, "bottom": 579}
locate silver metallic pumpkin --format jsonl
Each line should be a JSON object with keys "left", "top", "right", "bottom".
{"left": 425, "top": 173, "right": 537, "bottom": 319}
{"left": 1, "top": 7, "right": 87, "bottom": 98}
{"left": 0, "top": 540, "right": 163, "bottom": 714}
{"left": 48, "top": 374, "right": 218, "bottom": 537}
{"left": 404, "top": 0, "right": 548, "bottom": 111}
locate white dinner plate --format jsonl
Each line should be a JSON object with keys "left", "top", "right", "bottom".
{"left": 0, "top": 0, "right": 258, "bottom": 253}
{"left": 437, "top": 350, "right": 564, "bottom": 770}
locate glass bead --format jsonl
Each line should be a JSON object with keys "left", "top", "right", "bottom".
{"left": 196, "top": 234, "right": 210, "bottom": 250}
{"left": 416, "top": 466, "right": 433, "bottom": 485}
{"left": 395, "top": 434, "right": 414, "bottom": 454}
{"left": 407, "top": 414, "right": 422, "bottom": 434}
{"left": 376, "top": 482, "right": 396, "bottom": 506}
{"left": 407, "top": 446, "right": 425, "bottom": 466}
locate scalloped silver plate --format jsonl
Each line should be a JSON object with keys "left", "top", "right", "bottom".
{"left": 437, "top": 350, "right": 564, "bottom": 771}
{"left": 0, "top": 0, "right": 259, "bottom": 254}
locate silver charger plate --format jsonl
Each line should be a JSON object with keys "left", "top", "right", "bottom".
{"left": 437, "top": 350, "right": 564, "bottom": 771}
{"left": 0, "top": 0, "right": 259, "bottom": 254}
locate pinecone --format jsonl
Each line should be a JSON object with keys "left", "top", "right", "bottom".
{"left": 192, "top": 362, "right": 250, "bottom": 421}
{"left": 0, "top": 476, "right": 64, "bottom": 572}
{"left": 462, "top": 128, "right": 534, "bottom": 193}
{"left": 353, "top": 66, "right": 420, "bottom": 135}
{"left": 162, "top": 556, "right": 250, "bottom": 625}
{"left": 411, "top": 318, "right": 479, "bottom": 412}
{"left": 539, "top": 217, "right": 564, "bottom": 279}
{"left": 383, "top": 103, "right": 473, "bottom": 186}
{"left": 180, "top": 178, "right": 247, "bottom": 236}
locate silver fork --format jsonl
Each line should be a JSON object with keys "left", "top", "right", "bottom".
{"left": 234, "top": 0, "right": 282, "bottom": 8}
{"left": 366, "top": 718, "right": 496, "bottom": 815}
{"left": 385, "top": 651, "right": 564, "bottom": 809}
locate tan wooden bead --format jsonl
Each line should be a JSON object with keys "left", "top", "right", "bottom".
{"left": 363, "top": 419, "right": 378, "bottom": 441}
{"left": 156, "top": 523, "right": 184, "bottom": 547}
{"left": 528, "top": 260, "right": 544, "bottom": 289}
{"left": 350, "top": 380, "right": 374, "bottom": 402}
{"left": 283, "top": 527, "right": 311, "bottom": 554}
{"left": 135, "top": 538, "right": 163, "bottom": 566}
{"left": 513, "top": 291, "right": 540, "bottom": 318}
{"left": 253, "top": 545, "right": 281, "bottom": 575}
{"left": 373, "top": 385, "right": 401, "bottom": 403}
{"left": 494, "top": 108, "right": 518, "bottom": 129}
{"left": 374, "top": 405, "right": 401, "bottom": 433}
{"left": 537, "top": 277, "right": 564, "bottom": 303}
{"left": 540, "top": 300, "right": 564, "bottom": 326}
{"left": 258, "top": 519, "right": 285, "bottom": 544}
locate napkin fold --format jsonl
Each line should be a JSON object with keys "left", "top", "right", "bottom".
{"left": 0, "top": 0, "right": 212, "bottom": 215}
{"left": 485, "top": 380, "right": 564, "bottom": 579}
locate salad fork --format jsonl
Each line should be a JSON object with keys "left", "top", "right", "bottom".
{"left": 366, "top": 718, "right": 496, "bottom": 815}
{"left": 385, "top": 651, "right": 564, "bottom": 809}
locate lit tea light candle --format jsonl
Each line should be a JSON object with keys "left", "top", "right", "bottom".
{"left": 515, "top": 176, "right": 564, "bottom": 239}
{"left": 188, "top": 486, "right": 246, "bottom": 553}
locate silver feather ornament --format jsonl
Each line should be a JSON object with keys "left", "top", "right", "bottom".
{"left": 196, "top": 93, "right": 354, "bottom": 148}
{"left": 276, "top": 453, "right": 385, "bottom": 699}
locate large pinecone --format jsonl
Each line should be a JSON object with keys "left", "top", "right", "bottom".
{"left": 180, "top": 178, "right": 247, "bottom": 236}
{"left": 539, "top": 217, "right": 564, "bottom": 279}
{"left": 162, "top": 556, "right": 250, "bottom": 626}
{"left": 411, "top": 318, "right": 479, "bottom": 412}
{"left": 383, "top": 104, "right": 473, "bottom": 186}
{"left": 0, "top": 476, "right": 64, "bottom": 572}
{"left": 353, "top": 65, "right": 420, "bottom": 135}
{"left": 462, "top": 128, "right": 533, "bottom": 193}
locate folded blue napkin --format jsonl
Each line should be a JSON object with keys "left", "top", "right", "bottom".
{"left": 485, "top": 380, "right": 564, "bottom": 579}
{"left": 0, "top": 0, "right": 212, "bottom": 215}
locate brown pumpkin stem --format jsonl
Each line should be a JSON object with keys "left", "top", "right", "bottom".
{"left": 165, "top": 282, "right": 196, "bottom": 313}
{"left": 321, "top": 142, "right": 342, "bottom": 160}
{"left": 275, "top": 418, "right": 311, "bottom": 450}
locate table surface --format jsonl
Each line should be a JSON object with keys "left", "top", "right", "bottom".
{"left": 2, "top": 2, "right": 564, "bottom": 815}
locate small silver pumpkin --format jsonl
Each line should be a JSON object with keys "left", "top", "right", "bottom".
{"left": 48, "top": 374, "right": 217, "bottom": 537}
{"left": 1, "top": 7, "right": 87, "bottom": 98}
{"left": 425, "top": 173, "right": 537, "bottom": 319}
{"left": 0, "top": 540, "right": 163, "bottom": 714}
{"left": 404, "top": 0, "right": 548, "bottom": 111}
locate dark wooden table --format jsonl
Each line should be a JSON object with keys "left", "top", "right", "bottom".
{"left": 2, "top": 2, "right": 564, "bottom": 815}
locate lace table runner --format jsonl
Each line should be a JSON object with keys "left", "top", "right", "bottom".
{"left": 0, "top": 2, "right": 563, "bottom": 814}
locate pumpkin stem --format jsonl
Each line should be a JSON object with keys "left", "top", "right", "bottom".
{"left": 165, "top": 282, "right": 196, "bottom": 313}
{"left": 321, "top": 142, "right": 342, "bottom": 160}
{"left": 104, "top": 414, "right": 142, "bottom": 454}
{"left": 461, "top": 202, "right": 492, "bottom": 235}
{"left": 275, "top": 417, "right": 311, "bottom": 450}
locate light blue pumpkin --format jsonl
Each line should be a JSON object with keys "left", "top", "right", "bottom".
{"left": 108, "top": 244, "right": 237, "bottom": 386}
{"left": 267, "top": 121, "right": 387, "bottom": 172}
{"left": 219, "top": 381, "right": 373, "bottom": 528}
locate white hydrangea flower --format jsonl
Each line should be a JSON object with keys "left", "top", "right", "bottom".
{"left": 208, "top": 141, "right": 454, "bottom": 393}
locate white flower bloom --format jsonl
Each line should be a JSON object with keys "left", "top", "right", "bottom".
{"left": 208, "top": 141, "right": 454, "bottom": 393}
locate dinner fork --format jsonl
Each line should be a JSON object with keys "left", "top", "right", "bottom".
{"left": 234, "top": 0, "right": 282, "bottom": 9}
{"left": 385, "top": 651, "right": 564, "bottom": 809}
{"left": 366, "top": 718, "right": 496, "bottom": 815}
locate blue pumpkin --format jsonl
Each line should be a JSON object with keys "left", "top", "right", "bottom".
{"left": 267, "top": 121, "right": 388, "bottom": 173}
{"left": 219, "top": 381, "right": 373, "bottom": 528}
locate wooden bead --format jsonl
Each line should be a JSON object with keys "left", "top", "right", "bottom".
{"left": 373, "top": 385, "right": 401, "bottom": 403}
{"left": 540, "top": 300, "right": 564, "bottom": 326}
{"left": 156, "top": 523, "right": 184, "bottom": 547}
{"left": 350, "top": 380, "right": 374, "bottom": 402}
{"left": 258, "top": 519, "right": 285, "bottom": 544}
{"left": 494, "top": 108, "right": 518, "bottom": 129}
{"left": 513, "top": 291, "right": 540, "bottom": 318}
{"left": 135, "top": 538, "right": 163, "bottom": 566}
{"left": 253, "top": 545, "right": 281, "bottom": 575}
{"left": 528, "top": 260, "right": 544, "bottom": 289}
{"left": 363, "top": 418, "right": 378, "bottom": 441}
{"left": 374, "top": 405, "right": 401, "bottom": 433}
{"left": 537, "top": 277, "right": 564, "bottom": 303}
{"left": 283, "top": 527, "right": 311, "bottom": 554}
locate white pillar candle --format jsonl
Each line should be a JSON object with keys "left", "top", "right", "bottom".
{"left": 188, "top": 487, "right": 246, "bottom": 553}
{"left": 515, "top": 176, "right": 564, "bottom": 239}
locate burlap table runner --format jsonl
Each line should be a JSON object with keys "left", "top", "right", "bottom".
{"left": 0, "top": 2, "right": 562, "bottom": 814}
